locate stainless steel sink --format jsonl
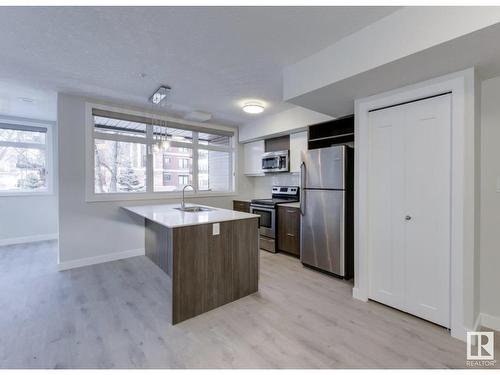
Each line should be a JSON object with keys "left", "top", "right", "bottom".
{"left": 174, "top": 206, "right": 213, "bottom": 213}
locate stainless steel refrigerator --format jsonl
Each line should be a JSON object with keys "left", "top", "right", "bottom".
{"left": 300, "top": 145, "right": 354, "bottom": 279}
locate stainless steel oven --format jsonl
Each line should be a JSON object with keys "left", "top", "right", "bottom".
{"left": 250, "top": 204, "right": 276, "bottom": 238}
{"left": 250, "top": 185, "right": 300, "bottom": 253}
{"left": 261, "top": 150, "right": 289, "bottom": 173}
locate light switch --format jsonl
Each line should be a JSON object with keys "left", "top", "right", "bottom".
{"left": 212, "top": 223, "right": 220, "bottom": 235}
{"left": 496, "top": 176, "right": 500, "bottom": 193}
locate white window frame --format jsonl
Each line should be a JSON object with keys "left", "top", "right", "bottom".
{"left": 0, "top": 118, "right": 54, "bottom": 197}
{"left": 85, "top": 102, "right": 238, "bottom": 202}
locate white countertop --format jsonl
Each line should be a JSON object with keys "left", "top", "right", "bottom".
{"left": 277, "top": 202, "right": 301, "bottom": 208}
{"left": 123, "top": 203, "right": 259, "bottom": 229}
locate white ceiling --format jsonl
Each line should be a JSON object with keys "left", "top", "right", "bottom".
{"left": 288, "top": 22, "right": 500, "bottom": 117}
{"left": 0, "top": 6, "right": 398, "bottom": 125}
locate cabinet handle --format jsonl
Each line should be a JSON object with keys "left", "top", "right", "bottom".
{"left": 287, "top": 233, "right": 295, "bottom": 237}
{"left": 287, "top": 210, "right": 296, "bottom": 214}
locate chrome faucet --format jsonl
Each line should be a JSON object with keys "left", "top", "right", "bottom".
{"left": 181, "top": 184, "right": 195, "bottom": 209}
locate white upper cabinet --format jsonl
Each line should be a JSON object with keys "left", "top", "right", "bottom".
{"left": 289, "top": 131, "right": 308, "bottom": 174}
{"left": 243, "top": 140, "right": 265, "bottom": 176}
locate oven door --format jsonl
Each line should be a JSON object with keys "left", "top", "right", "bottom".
{"left": 250, "top": 205, "right": 275, "bottom": 238}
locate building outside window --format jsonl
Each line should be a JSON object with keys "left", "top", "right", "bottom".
{"left": 0, "top": 121, "right": 53, "bottom": 194}
{"left": 178, "top": 158, "right": 189, "bottom": 169}
{"left": 88, "top": 106, "right": 235, "bottom": 200}
{"left": 178, "top": 175, "right": 189, "bottom": 185}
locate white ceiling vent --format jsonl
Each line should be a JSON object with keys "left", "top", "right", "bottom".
{"left": 184, "top": 111, "right": 212, "bottom": 122}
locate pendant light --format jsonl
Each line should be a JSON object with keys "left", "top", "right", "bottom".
{"left": 149, "top": 86, "right": 171, "bottom": 152}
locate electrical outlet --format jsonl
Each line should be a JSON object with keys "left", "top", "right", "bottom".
{"left": 212, "top": 223, "right": 220, "bottom": 235}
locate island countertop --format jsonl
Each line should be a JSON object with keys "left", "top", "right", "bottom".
{"left": 123, "top": 203, "right": 259, "bottom": 228}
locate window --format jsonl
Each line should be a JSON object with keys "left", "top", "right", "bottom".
{"left": 198, "top": 149, "right": 231, "bottom": 192}
{"left": 154, "top": 146, "right": 193, "bottom": 192}
{"left": 178, "top": 158, "right": 189, "bottom": 169}
{"left": 89, "top": 107, "right": 235, "bottom": 199}
{"left": 0, "top": 122, "right": 52, "bottom": 194}
{"left": 94, "top": 139, "right": 146, "bottom": 193}
{"left": 178, "top": 175, "right": 189, "bottom": 185}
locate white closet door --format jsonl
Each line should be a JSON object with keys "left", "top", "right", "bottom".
{"left": 403, "top": 95, "right": 451, "bottom": 327}
{"left": 368, "top": 94, "right": 451, "bottom": 328}
{"left": 368, "top": 106, "right": 406, "bottom": 310}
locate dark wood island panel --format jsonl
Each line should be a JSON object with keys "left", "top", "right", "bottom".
{"left": 145, "top": 217, "right": 259, "bottom": 324}
{"left": 145, "top": 218, "right": 173, "bottom": 276}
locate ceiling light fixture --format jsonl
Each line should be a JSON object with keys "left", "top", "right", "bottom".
{"left": 149, "top": 85, "right": 172, "bottom": 151}
{"left": 149, "top": 85, "right": 171, "bottom": 105}
{"left": 184, "top": 111, "right": 212, "bottom": 122}
{"left": 242, "top": 102, "right": 264, "bottom": 114}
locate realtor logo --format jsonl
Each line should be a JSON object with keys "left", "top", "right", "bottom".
{"left": 466, "top": 332, "right": 496, "bottom": 367}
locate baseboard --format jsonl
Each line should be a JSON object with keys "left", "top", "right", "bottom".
{"left": 58, "top": 248, "right": 145, "bottom": 271}
{"left": 479, "top": 313, "right": 500, "bottom": 332}
{"left": 352, "top": 287, "right": 368, "bottom": 302}
{"left": 0, "top": 233, "right": 58, "bottom": 246}
{"left": 451, "top": 325, "right": 468, "bottom": 342}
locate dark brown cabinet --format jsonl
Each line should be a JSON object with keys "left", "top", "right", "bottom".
{"left": 233, "top": 200, "right": 250, "bottom": 213}
{"left": 308, "top": 115, "right": 354, "bottom": 150}
{"left": 277, "top": 206, "right": 300, "bottom": 257}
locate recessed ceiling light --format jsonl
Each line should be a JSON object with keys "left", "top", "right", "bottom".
{"left": 242, "top": 103, "right": 264, "bottom": 114}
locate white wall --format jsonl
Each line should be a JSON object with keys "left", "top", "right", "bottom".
{"left": 480, "top": 76, "right": 500, "bottom": 323}
{"left": 0, "top": 195, "right": 58, "bottom": 245}
{"left": 251, "top": 173, "right": 300, "bottom": 199}
{"left": 0, "top": 115, "right": 58, "bottom": 245}
{"left": 57, "top": 93, "right": 253, "bottom": 267}
{"left": 284, "top": 7, "right": 500, "bottom": 101}
{"left": 239, "top": 106, "right": 331, "bottom": 143}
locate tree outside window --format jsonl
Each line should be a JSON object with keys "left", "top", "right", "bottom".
{"left": 0, "top": 124, "right": 51, "bottom": 194}
{"left": 91, "top": 109, "right": 234, "bottom": 198}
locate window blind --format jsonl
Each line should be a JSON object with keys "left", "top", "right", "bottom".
{"left": 0, "top": 122, "right": 47, "bottom": 133}
{"left": 91, "top": 109, "right": 234, "bottom": 138}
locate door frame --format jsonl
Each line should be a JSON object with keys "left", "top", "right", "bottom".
{"left": 354, "top": 68, "right": 476, "bottom": 341}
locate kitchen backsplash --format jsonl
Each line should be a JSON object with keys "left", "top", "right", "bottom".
{"left": 252, "top": 173, "right": 300, "bottom": 198}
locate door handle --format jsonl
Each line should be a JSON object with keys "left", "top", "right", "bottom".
{"left": 405, "top": 215, "right": 412, "bottom": 221}
{"left": 300, "top": 162, "right": 306, "bottom": 216}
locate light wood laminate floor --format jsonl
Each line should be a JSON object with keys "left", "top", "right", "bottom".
{"left": 0, "top": 240, "right": 476, "bottom": 368}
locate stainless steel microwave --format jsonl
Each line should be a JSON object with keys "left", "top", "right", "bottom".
{"left": 261, "top": 150, "right": 289, "bottom": 173}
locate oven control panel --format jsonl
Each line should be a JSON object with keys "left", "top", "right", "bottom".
{"left": 272, "top": 186, "right": 299, "bottom": 196}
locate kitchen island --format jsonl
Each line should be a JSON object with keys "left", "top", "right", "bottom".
{"left": 123, "top": 204, "right": 260, "bottom": 324}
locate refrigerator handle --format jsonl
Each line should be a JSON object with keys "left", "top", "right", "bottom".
{"left": 300, "top": 161, "right": 306, "bottom": 216}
